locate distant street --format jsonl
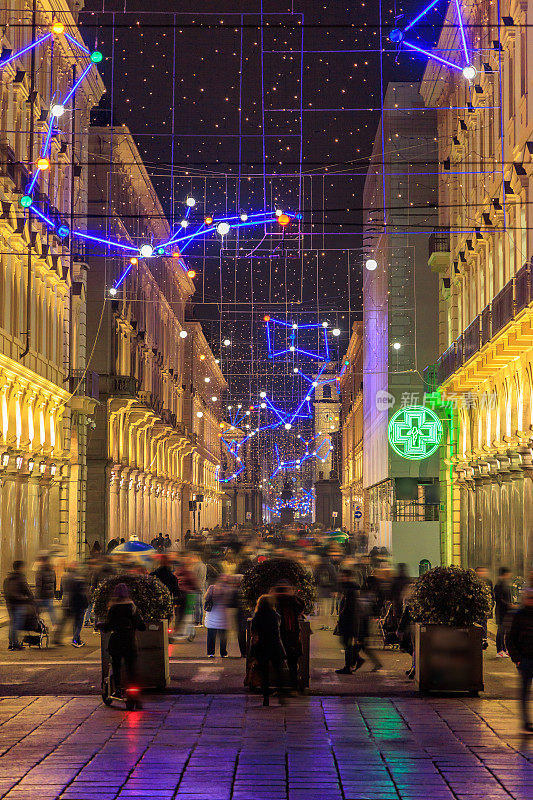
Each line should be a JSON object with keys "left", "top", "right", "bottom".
{"left": 0, "top": 616, "right": 519, "bottom": 698}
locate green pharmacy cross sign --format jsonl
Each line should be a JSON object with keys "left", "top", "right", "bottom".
{"left": 388, "top": 405, "right": 443, "bottom": 460}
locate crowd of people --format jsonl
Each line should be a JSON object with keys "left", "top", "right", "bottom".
{"left": 4, "top": 524, "right": 533, "bottom": 723}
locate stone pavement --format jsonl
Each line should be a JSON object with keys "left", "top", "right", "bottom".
{"left": 0, "top": 694, "right": 533, "bottom": 799}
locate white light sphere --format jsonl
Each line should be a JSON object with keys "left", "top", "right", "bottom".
{"left": 204, "top": 377, "right": 210, "bottom": 383}
{"left": 211, "top": 396, "right": 218, "bottom": 402}
{"left": 217, "top": 221, "right": 230, "bottom": 236}
{"left": 332, "top": 328, "right": 341, "bottom": 337}
{"left": 109, "top": 286, "right": 117, "bottom": 296}
{"left": 223, "top": 338, "right": 231, "bottom": 346}
{"left": 322, "top": 321, "right": 328, "bottom": 328}
{"left": 180, "top": 219, "right": 189, "bottom": 228}
{"left": 196, "top": 411, "right": 204, "bottom": 418}
{"left": 179, "top": 330, "right": 188, "bottom": 338}
{"left": 292, "top": 323, "right": 298, "bottom": 329}
{"left": 462, "top": 65, "right": 476, "bottom": 80}
{"left": 51, "top": 103, "right": 65, "bottom": 117}
{"left": 290, "top": 345, "right": 295, "bottom": 352}
{"left": 139, "top": 243, "right": 153, "bottom": 258}
{"left": 275, "top": 209, "right": 282, "bottom": 217}
{"left": 284, "top": 423, "right": 292, "bottom": 430}
{"left": 260, "top": 402, "right": 266, "bottom": 409}
{"left": 393, "top": 341, "right": 402, "bottom": 350}
{"left": 365, "top": 258, "right": 378, "bottom": 271}
{"left": 312, "top": 381, "right": 318, "bottom": 387}
{"left": 186, "top": 197, "right": 196, "bottom": 207}
{"left": 293, "top": 368, "right": 299, "bottom": 373}
{"left": 260, "top": 391, "right": 266, "bottom": 398}
{"left": 240, "top": 212, "right": 248, "bottom": 221}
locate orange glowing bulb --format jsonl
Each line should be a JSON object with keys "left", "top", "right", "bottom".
{"left": 51, "top": 21, "right": 65, "bottom": 34}
{"left": 187, "top": 269, "right": 196, "bottom": 278}
{"left": 199, "top": 354, "right": 206, "bottom": 361}
{"left": 36, "top": 157, "right": 50, "bottom": 170}
{"left": 263, "top": 315, "right": 270, "bottom": 322}
{"left": 278, "top": 214, "right": 290, "bottom": 227}
{"left": 129, "top": 257, "right": 138, "bottom": 265}
{"left": 205, "top": 216, "right": 213, "bottom": 225}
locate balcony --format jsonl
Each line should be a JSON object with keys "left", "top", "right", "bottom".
{"left": 99, "top": 374, "right": 139, "bottom": 397}
{"left": 436, "top": 260, "right": 533, "bottom": 392}
{"left": 428, "top": 227, "right": 450, "bottom": 273}
{"left": 69, "top": 370, "right": 99, "bottom": 400}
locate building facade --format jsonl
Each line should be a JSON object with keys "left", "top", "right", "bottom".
{"left": 313, "top": 364, "right": 342, "bottom": 528}
{"left": 85, "top": 127, "right": 224, "bottom": 547}
{"left": 0, "top": 1, "right": 104, "bottom": 577}
{"left": 421, "top": 0, "right": 533, "bottom": 578}
{"left": 340, "top": 322, "right": 365, "bottom": 533}
{"left": 363, "top": 82, "right": 441, "bottom": 571}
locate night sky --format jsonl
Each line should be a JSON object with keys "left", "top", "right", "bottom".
{"left": 80, "top": 0, "right": 439, "bottom": 488}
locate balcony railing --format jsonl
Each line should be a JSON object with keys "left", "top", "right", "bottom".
{"left": 69, "top": 370, "right": 99, "bottom": 400}
{"left": 491, "top": 280, "right": 514, "bottom": 336}
{"left": 99, "top": 374, "right": 139, "bottom": 397}
{"left": 436, "top": 260, "right": 532, "bottom": 384}
{"left": 428, "top": 226, "right": 450, "bottom": 255}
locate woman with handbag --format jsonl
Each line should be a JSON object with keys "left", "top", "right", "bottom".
{"left": 203, "top": 574, "right": 232, "bottom": 657}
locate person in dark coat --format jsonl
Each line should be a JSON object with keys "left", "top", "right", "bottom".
{"left": 507, "top": 588, "right": 533, "bottom": 733}
{"left": 54, "top": 565, "right": 89, "bottom": 647}
{"left": 229, "top": 575, "right": 248, "bottom": 658}
{"left": 97, "top": 583, "right": 146, "bottom": 701}
{"left": 106, "top": 537, "right": 119, "bottom": 553}
{"left": 494, "top": 567, "right": 513, "bottom": 656}
{"left": 251, "top": 594, "right": 286, "bottom": 706}
{"left": 151, "top": 555, "right": 182, "bottom": 633}
{"left": 391, "top": 563, "right": 410, "bottom": 623}
{"left": 273, "top": 582, "right": 305, "bottom": 691}
{"left": 3, "top": 561, "right": 33, "bottom": 650}
{"left": 335, "top": 568, "right": 362, "bottom": 674}
{"left": 35, "top": 556, "right": 57, "bottom": 628}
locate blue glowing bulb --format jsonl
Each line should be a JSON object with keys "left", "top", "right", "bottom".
{"left": 389, "top": 28, "right": 404, "bottom": 43}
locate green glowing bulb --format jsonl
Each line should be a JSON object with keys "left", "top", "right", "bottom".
{"left": 156, "top": 247, "right": 165, "bottom": 255}
{"left": 20, "top": 195, "right": 32, "bottom": 208}
{"left": 90, "top": 50, "right": 103, "bottom": 63}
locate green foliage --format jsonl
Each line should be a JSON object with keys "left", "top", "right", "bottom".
{"left": 410, "top": 566, "right": 492, "bottom": 627}
{"left": 92, "top": 573, "right": 173, "bottom": 622}
{"left": 240, "top": 557, "right": 317, "bottom": 614}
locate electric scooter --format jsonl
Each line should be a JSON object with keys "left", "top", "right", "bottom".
{"left": 101, "top": 663, "right": 142, "bottom": 711}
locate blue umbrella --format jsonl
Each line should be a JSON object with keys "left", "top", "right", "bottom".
{"left": 112, "top": 540, "right": 155, "bottom": 553}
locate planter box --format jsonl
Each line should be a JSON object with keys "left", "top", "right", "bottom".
{"left": 245, "top": 619, "right": 311, "bottom": 690}
{"left": 415, "top": 623, "right": 483, "bottom": 694}
{"left": 101, "top": 620, "right": 170, "bottom": 690}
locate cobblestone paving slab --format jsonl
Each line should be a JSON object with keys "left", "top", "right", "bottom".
{"left": 0, "top": 695, "right": 532, "bottom": 799}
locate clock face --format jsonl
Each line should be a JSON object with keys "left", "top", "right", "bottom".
{"left": 388, "top": 405, "right": 443, "bottom": 461}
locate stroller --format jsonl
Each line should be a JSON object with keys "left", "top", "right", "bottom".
{"left": 377, "top": 601, "right": 399, "bottom": 649}
{"left": 21, "top": 604, "right": 49, "bottom": 649}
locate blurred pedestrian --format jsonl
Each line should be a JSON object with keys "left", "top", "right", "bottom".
{"left": 507, "top": 588, "right": 533, "bottom": 733}
{"left": 475, "top": 566, "right": 494, "bottom": 649}
{"left": 97, "top": 582, "right": 145, "bottom": 705}
{"left": 335, "top": 568, "right": 363, "bottom": 674}
{"left": 273, "top": 581, "right": 305, "bottom": 691}
{"left": 204, "top": 574, "right": 232, "bottom": 657}
{"left": 313, "top": 554, "right": 338, "bottom": 629}
{"left": 251, "top": 594, "right": 286, "bottom": 706}
{"left": 55, "top": 565, "right": 89, "bottom": 647}
{"left": 358, "top": 582, "right": 382, "bottom": 672}
{"left": 163, "top": 534, "right": 172, "bottom": 551}
{"left": 3, "top": 561, "right": 33, "bottom": 651}
{"left": 229, "top": 574, "right": 248, "bottom": 657}
{"left": 391, "top": 564, "right": 410, "bottom": 623}
{"left": 35, "top": 555, "right": 57, "bottom": 629}
{"left": 495, "top": 567, "right": 513, "bottom": 657}
{"left": 151, "top": 555, "right": 181, "bottom": 633}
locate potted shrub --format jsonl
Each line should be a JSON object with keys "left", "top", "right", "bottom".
{"left": 93, "top": 573, "right": 174, "bottom": 690}
{"left": 240, "top": 557, "right": 317, "bottom": 689}
{"left": 410, "top": 566, "right": 492, "bottom": 694}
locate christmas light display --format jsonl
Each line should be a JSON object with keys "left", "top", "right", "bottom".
{"left": 14, "top": 24, "right": 297, "bottom": 297}
{"left": 389, "top": 0, "right": 475, "bottom": 77}
{"left": 268, "top": 489, "right": 313, "bottom": 518}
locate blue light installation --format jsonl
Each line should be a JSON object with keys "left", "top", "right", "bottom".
{"left": 389, "top": 0, "right": 475, "bottom": 77}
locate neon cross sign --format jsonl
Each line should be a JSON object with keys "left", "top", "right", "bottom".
{"left": 388, "top": 405, "right": 443, "bottom": 460}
